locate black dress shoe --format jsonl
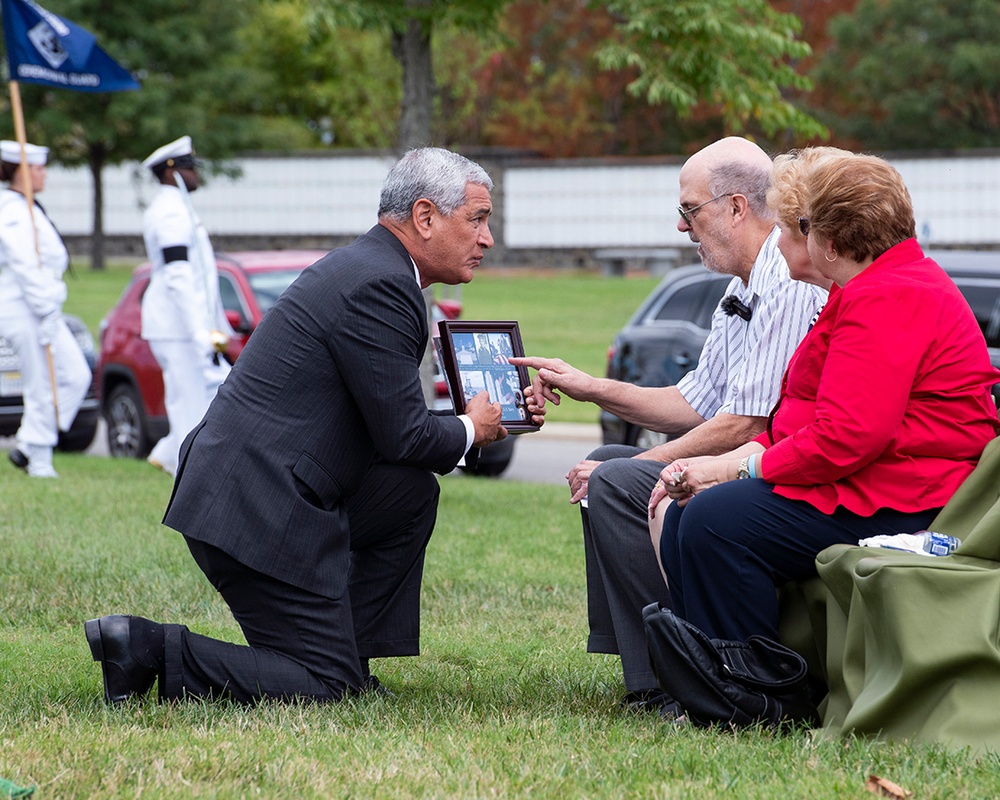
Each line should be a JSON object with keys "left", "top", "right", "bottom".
{"left": 621, "top": 688, "right": 676, "bottom": 713}
{"left": 84, "top": 615, "right": 163, "bottom": 704}
{"left": 362, "top": 674, "right": 395, "bottom": 698}
{"left": 8, "top": 448, "right": 28, "bottom": 472}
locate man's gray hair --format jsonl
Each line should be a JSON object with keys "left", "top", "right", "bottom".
{"left": 378, "top": 147, "right": 493, "bottom": 222}
{"left": 708, "top": 160, "right": 774, "bottom": 221}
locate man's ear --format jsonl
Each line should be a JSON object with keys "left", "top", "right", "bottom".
{"left": 412, "top": 198, "right": 436, "bottom": 240}
{"left": 730, "top": 193, "right": 749, "bottom": 225}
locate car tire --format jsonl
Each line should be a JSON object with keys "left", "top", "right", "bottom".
{"left": 460, "top": 437, "right": 515, "bottom": 477}
{"left": 57, "top": 411, "right": 99, "bottom": 452}
{"left": 105, "top": 383, "right": 153, "bottom": 459}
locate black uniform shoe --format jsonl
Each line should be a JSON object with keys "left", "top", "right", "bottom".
{"left": 8, "top": 448, "right": 28, "bottom": 471}
{"left": 84, "top": 615, "right": 164, "bottom": 704}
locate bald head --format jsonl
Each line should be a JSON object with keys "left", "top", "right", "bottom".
{"left": 676, "top": 137, "right": 777, "bottom": 282}
{"left": 686, "top": 136, "right": 772, "bottom": 172}
{"left": 680, "top": 137, "right": 774, "bottom": 220}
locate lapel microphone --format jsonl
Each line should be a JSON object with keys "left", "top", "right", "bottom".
{"left": 721, "top": 295, "right": 752, "bottom": 321}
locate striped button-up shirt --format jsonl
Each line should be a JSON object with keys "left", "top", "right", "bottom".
{"left": 676, "top": 227, "right": 826, "bottom": 419}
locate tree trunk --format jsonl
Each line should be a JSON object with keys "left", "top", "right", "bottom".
{"left": 88, "top": 143, "right": 106, "bottom": 271}
{"left": 392, "top": 1, "right": 438, "bottom": 405}
{"left": 393, "top": 0, "right": 434, "bottom": 150}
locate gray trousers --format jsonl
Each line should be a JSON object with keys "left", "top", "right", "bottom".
{"left": 583, "top": 444, "right": 672, "bottom": 692}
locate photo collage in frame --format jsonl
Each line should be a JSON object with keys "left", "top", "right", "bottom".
{"left": 435, "top": 320, "right": 540, "bottom": 433}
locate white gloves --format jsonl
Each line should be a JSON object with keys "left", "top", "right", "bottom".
{"left": 38, "top": 311, "right": 61, "bottom": 346}
{"left": 209, "top": 329, "right": 229, "bottom": 353}
{"left": 194, "top": 329, "right": 229, "bottom": 358}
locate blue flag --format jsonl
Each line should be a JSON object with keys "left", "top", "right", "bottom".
{"left": 1, "top": 0, "right": 139, "bottom": 92}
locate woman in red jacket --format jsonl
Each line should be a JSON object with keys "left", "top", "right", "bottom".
{"left": 647, "top": 152, "right": 1000, "bottom": 643}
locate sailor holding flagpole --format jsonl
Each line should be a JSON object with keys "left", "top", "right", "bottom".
{"left": 0, "top": 0, "right": 141, "bottom": 477}
{"left": 0, "top": 139, "right": 90, "bottom": 477}
{"left": 140, "top": 136, "right": 232, "bottom": 476}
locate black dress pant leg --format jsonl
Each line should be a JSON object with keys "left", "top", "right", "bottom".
{"left": 346, "top": 463, "right": 440, "bottom": 658}
{"left": 161, "top": 538, "right": 360, "bottom": 703}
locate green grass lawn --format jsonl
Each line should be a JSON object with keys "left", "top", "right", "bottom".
{"left": 2, "top": 456, "right": 998, "bottom": 798}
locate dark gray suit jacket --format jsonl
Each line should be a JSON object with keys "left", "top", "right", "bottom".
{"left": 163, "top": 225, "right": 469, "bottom": 599}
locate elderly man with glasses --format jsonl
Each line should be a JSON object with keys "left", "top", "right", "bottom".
{"left": 511, "top": 136, "right": 826, "bottom": 716}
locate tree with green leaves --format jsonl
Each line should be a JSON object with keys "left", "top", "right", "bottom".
{"left": 439, "top": 0, "right": 822, "bottom": 157}
{"left": 238, "top": 0, "right": 402, "bottom": 148}
{"left": 312, "top": 0, "right": 825, "bottom": 152}
{"left": 595, "top": 0, "right": 826, "bottom": 142}
{"left": 810, "top": 0, "right": 1000, "bottom": 150}
{"left": 1, "top": 0, "right": 279, "bottom": 269}
{"left": 312, "top": 0, "right": 511, "bottom": 150}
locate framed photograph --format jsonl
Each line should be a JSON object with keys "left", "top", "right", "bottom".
{"left": 436, "top": 320, "right": 540, "bottom": 433}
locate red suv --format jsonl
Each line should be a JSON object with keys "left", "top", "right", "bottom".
{"left": 98, "top": 250, "right": 328, "bottom": 457}
{"left": 96, "top": 250, "right": 513, "bottom": 475}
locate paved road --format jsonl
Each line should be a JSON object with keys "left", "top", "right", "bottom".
{"left": 495, "top": 421, "right": 602, "bottom": 486}
{"left": 3, "top": 420, "right": 604, "bottom": 487}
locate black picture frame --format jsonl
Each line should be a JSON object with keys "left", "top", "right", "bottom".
{"left": 436, "top": 320, "right": 540, "bottom": 433}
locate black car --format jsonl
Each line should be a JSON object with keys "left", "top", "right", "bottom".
{"left": 601, "top": 263, "right": 730, "bottom": 448}
{"left": 930, "top": 249, "right": 1000, "bottom": 403}
{"left": 601, "top": 250, "right": 1000, "bottom": 447}
{"left": 0, "top": 314, "right": 100, "bottom": 451}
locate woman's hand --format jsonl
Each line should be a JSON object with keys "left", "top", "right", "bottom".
{"left": 648, "top": 456, "right": 740, "bottom": 514}
{"left": 678, "top": 458, "right": 740, "bottom": 497}
{"left": 647, "top": 458, "right": 700, "bottom": 515}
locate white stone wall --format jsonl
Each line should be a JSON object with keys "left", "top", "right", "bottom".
{"left": 42, "top": 151, "right": 1000, "bottom": 250}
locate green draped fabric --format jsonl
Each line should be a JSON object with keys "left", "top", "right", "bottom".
{"left": 781, "top": 437, "right": 1000, "bottom": 753}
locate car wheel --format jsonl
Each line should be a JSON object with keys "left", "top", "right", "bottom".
{"left": 105, "top": 383, "right": 152, "bottom": 458}
{"left": 57, "top": 411, "right": 99, "bottom": 452}
{"left": 461, "top": 437, "right": 515, "bottom": 477}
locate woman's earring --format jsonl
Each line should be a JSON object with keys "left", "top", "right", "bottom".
{"left": 824, "top": 250, "right": 837, "bottom": 263}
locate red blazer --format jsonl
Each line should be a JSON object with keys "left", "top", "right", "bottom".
{"left": 757, "top": 238, "right": 999, "bottom": 516}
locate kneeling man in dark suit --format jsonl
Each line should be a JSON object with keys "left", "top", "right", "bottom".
{"left": 85, "top": 147, "right": 523, "bottom": 704}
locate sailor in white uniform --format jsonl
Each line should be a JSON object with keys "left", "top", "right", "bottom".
{"left": 140, "top": 136, "right": 231, "bottom": 476}
{"left": 0, "top": 140, "right": 90, "bottom": 478}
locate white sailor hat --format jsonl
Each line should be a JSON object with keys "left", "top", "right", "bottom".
{"left": 142, "top": 135, "right": 198, "bottom": 171}
{"left": 0, "top": 140, "right": 49, "bottom": 166}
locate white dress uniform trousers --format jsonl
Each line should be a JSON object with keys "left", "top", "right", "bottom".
{"left": 0, "top": 189, "right": 90, "bottom": 452}
{"left": 141, "top": 181, "right": 230, "bottom": 475}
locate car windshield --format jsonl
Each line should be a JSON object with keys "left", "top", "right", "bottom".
{"left": 246, "top": 269, "right": 304, "bottom": 313}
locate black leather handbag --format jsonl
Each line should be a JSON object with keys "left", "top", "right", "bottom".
{"left": 642, "top": 602, "right": 819, "bottom": 729}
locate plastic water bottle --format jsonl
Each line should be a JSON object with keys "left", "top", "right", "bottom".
{"left": 858, "top": 530, "right": 962, "bottom": 556}
{"left": 915, "top": 531, "right": 962, "bottom": 556}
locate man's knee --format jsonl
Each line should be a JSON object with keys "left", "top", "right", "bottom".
{"left": 368, "top": 463, "right": 439, "bottom": 507}
{"left": 589, "top": 457, "right": 658, "bottom": 504}
{"left": 586, "top": 443, "right": 643, "bottom": 462}
{"left": 408, "top": 466, "right": 440, "bottom": 506}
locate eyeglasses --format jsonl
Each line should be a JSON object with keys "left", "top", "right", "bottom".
{"left": 677, "top": 193, "right": 732, "bottom": 225}
{"left": 797, "top": 217, "right": 810, "bottom": 237}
